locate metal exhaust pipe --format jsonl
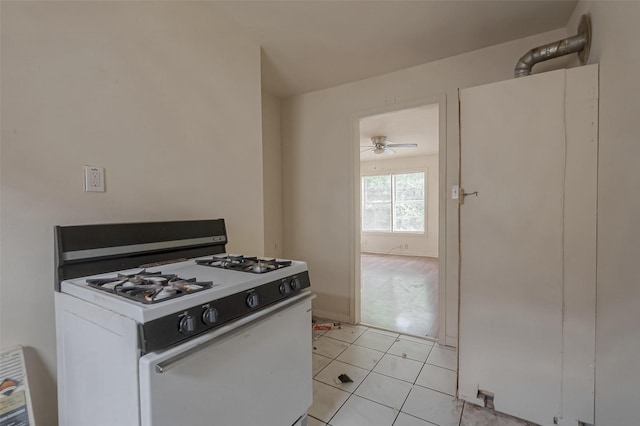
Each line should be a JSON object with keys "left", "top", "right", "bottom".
{"left": 514, "top": 14, "right": 591, "bottom": 78}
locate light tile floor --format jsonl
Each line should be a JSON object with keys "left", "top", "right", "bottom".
{"left": 310, "top": 324, "right": 537, "bottom": 426}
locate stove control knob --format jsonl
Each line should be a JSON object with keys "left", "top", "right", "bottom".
{"left": 279, "top": 282, "right": 291, "bottom": 295}
{"left": 179, "top": 315, "right": 196, "bottom": 334}
{"left": 246, "top": 291, "right": 259, "bottom": 309}
{"left": 290, "top": 277, "right": 301, "bottom": 291}
{"left": 202, "top": 308, "right": 218, "bottom": 325}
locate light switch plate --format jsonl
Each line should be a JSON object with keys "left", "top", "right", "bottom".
{"left": 84, "top": 165, "right": 105, "bottom": 192}
{"left": 451, "top": 185, "right": 459, "bottom": 199}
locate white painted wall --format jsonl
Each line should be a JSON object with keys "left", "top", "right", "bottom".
{"left": 282, "top": 29, "right": 570, "bottom": 344}
{"left": 0, "top": 2, "right": 263, "bottom": 424}
{"left": 360, "top": 155, "right": 439, "bottom": 257}
{"left": 566, "top": 2, "right": 640, "bottom": 425}
{"left": 262, "top": 90, "right": 284, "bottom": 258}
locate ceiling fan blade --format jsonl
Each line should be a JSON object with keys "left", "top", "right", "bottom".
{"left": 361, "top": 148, "right": 373, "bottom": 153}
{"left": 386, "top": 143, "right": 418, "bottom": 148}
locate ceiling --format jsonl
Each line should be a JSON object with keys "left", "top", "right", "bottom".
{"left": 360, "top": 104, "right": 439, "bottom": 162}
{"left": 214, "top": 1, "right": 577, "bottom": 98}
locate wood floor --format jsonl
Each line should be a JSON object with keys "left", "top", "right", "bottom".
{"left": 360, "top": 253, "right": 438, "bottom": 338}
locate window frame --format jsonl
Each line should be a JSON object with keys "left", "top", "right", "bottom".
{"left": 361, "top": 169, "right": 427, "bottom": 235}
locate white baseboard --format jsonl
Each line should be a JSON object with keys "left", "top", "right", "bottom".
{"left": 445, "top": 335, "right": 458, "bottom": 348}
{"left": 361, "top": 250, "right": 438, "bottom": 258}
{"left": 311, "top": 310, "right": 351, "bottom": 324}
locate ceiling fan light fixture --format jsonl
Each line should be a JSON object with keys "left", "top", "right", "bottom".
{"left": 371, "top": 136, "right": 387, "bottom": 145}
{"left": 366, "top": 135, "right": 414, "bottom": 155}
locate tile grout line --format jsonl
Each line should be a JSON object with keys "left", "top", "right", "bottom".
{"left": 313, "top": 324, "right": 453, "bottom": 426}
{"left": 392, "top": 344, "right": 434, "bottom": 425}
{"left": 324, "top": 327, "right": 388, "bottom": 425}
{"left": 313, "top": 325, "right": 375, "bottom": 425}
{"left": 318, "top": 325, "right": 401, "bottom": 425}
{"left": 315, "top": 325, "right": 505, "bottom": 425}
{"left": 458, "top": 400, "right": 466, "bottom": 426}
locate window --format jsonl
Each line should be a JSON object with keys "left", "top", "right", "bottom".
{"left": 362, "top": 172, "right": 425, "bottom": 233}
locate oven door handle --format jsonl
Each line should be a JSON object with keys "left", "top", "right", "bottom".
{"left": 154, "top": 291, "right": 314, "bottom": 374}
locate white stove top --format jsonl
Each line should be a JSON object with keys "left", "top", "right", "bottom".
{"left": 60, "top": 256, "right": 309, "bottom": 323}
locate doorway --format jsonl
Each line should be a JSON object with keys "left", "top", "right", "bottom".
{"left": 356, "top": 103, "right": 441, "bottom": 338}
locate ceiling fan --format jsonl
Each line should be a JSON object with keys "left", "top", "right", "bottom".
{"left": 361, "top": 136, "right": 418, "bottom": 155}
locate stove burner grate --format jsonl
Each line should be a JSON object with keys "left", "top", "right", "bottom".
{"left": 196, "top": 255, "right": 292, "bottom": 274}
{"left": 86, "top": 270, "right": 214, "bottom": 304}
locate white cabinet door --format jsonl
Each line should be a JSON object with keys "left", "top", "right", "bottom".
{"left": 458, "top": 65, "right": 597, "bottom": 426}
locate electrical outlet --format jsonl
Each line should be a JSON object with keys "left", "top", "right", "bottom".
{"left": 84, "top": 165, "right": 105, "bottom": 192}
{"left": 404, "top": 244, "right": 409, "bottom": 249}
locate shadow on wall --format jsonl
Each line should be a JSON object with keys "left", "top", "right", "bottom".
{"left": 23, "top": 346, "right": 57, "bottom": 425}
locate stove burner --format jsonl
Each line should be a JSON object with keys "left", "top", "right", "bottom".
{"left": 196, "top": 255, "right": 292, "bottom": 273}
{"left": 86, "top": 270, "right": 214, "bottom": 304}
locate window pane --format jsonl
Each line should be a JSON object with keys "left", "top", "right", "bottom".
{"left": 395, "top": 172, "right": 424, "bottom": 202}
{"left": 362, "top": 175, "right": 392, "bottom": 231}
{"left": 394, "top": 173, "right": 424, "bottom": 232}
{"left": 363, "top": 175, "right": 391, "bottom": 203}
{"left": 394, "top": 201, "right": 424, "bottom": 232}
{"left": 362, "top": 202, "right": 392, "bottom": 231}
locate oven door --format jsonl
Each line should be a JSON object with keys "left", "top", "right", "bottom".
{"left": 138, "top": 291, "right": 313, "bottom": 426}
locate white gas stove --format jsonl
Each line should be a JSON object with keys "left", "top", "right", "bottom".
{"left": 54, "top": 219, "right": 313, "bottom": 426}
